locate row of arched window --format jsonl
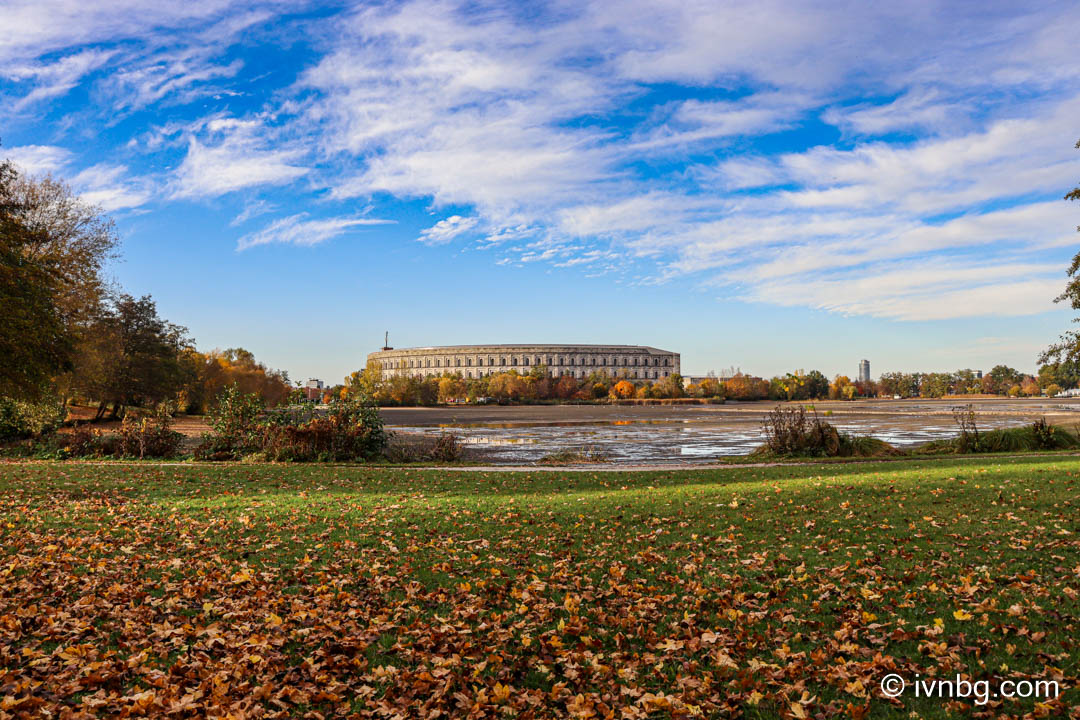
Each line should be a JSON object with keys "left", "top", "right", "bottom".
{"left": 405, "top": 369, "right": 671, "bottom": 380}
{"left": 383, "top": 355, "right": 673, "bottom": 370}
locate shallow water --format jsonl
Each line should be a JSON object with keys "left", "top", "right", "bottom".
{"left": 391, "top": 415, "right": 1031, "bottom": 464}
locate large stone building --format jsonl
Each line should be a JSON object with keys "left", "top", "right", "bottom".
{"left": 367, "top": 344, "right": 680, "bottom": 382}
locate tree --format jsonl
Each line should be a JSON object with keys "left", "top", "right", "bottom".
{"left": 0, "top": 159, "right": 72, "bottom": 399}
{"left": 697, "top": 377, "right": 722, "bottom": 398}
{"left": 181, "top": 347, "right": 291, "bottom": 413}
{"left": 803, "top": 370, "right": 829, "bottom": 400}
{"left": 985, "top": 365, "right": 1022, "bottom": 395}
{"left": 5, "top": 171, "right": 117, "bottom": 331}
{"left": 829, "top": 375, "right": 854, "bottom": 400}
{"left": 1042, "top": 138, "right": 1080, "bottom": 365}
{"left": 611, "top": 380, "right": 635, "bottom": 399}
{"left": 94, "top": 294, "right": 192, "bottom": 418}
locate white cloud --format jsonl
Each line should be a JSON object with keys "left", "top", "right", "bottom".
{"left": 744, "top": 262, "right": 1063, "bottom": 321}
{"left": 418, "top": 215, "right": 478, "bottom": 245}
{"left": 4, "top": 49, "right": 115, "bottom": 109}
{"left": 237, "top": 213, "right": 393, "bottom": 250}
{"left": 172, "top": 128, "right": 308, "bottom": 198}
{"left": 2, "top": 144, "right": 72, "bottom": 174}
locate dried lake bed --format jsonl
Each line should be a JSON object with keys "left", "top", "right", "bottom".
{"left": 380, "top": 398, "right": 1080, "bottom": 464}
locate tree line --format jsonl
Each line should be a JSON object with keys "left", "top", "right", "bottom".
{"left": 1, "top": 153, "right": 290, "bottom": 439}
{"left": 332, "top": 362, "right": 1068, "bottom": 407}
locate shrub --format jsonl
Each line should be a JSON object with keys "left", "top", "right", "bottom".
{"left": 921, "top": 419, "right": 1080, "bottom": 454}
{"left": 67, "top": 424, "right": 119, "bottom": 458}
{"left": 1031, "top": 417, "right": 1056, "bottom": 449}
{"left": 0, "top": 396, "right": 66, "bottom": 441}
{"left": 537, "top": 446, "right": 610, "bottom": 464}
{"left": 952, "top": 404, "right": 981, "bottom": 453}
{"left": 759, "top": 405, "right": 841, "bottom": 456}
{"left": 202, "top": 385, "right": 265, "bottom": 455}
{"left": 756, "top": 405, "right": 897, "bottom": 457}
{"left": 383, "top": 432, "right": 463, "bottom": 463}
{"left": 116, "top": 407, "right": 183, "bottom": 459}
{"left": 257, "top": 394, "right": 388, "bottom": 462}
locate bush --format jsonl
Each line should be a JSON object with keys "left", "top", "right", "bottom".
{"left": 382, "top": 432, "right": 463, "bottom": 463}
{"left": 204, "top": 393, "right": 389, "bottom": 462}
{"left": 755, "top": 405, "right": 897, "bottom": 457}
{"left": 0, "top": 396, "right": 66, "bottom": 441}
{"left": 759, "top": 405, "right": 841, "bottom": 456}
{"left": 116, "top": 407, "right": 183, "bottom": 458}
{"left": 67, "top": 424, "right": 119, "bottom": 458}
{"left": 1031, "top": 417, "right": 1056, "bottom": 449}
{"left": 920, "top": 419, "right": 1080, "bottom": 454}
{"left": 537, "top": 446, "right": 610, "bottom": 464}
{"left": 204, "top": 384, "right": 265, "bottom": 453}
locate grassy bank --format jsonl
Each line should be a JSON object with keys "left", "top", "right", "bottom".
{"left": 1, "top": 458, "right": 1078, "bottom": 718}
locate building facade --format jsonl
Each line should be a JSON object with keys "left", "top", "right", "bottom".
{"left": 367, "top": 344, "right": 680, "bottom": 382}
{"left": 858, "top": 359, "right": 871, "bottom": 383}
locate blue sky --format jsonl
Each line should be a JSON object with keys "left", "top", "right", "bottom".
{"left": 2, "top": 0, "right": 1079, "bottom": 382}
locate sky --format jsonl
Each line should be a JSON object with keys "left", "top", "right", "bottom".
{"left": 2, "top": 0, "right": 1079, "bottom": 382}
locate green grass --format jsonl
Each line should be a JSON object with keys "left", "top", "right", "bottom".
{"left": 1, "top": 457, "right": 1077, "bottom": 718}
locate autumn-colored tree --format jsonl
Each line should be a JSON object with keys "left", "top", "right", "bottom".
{"left": 438, "top": 376, "right": 467, "bottom": 403}
{"left": 723, "top": 373, "right": 767, "bottom": 401}
{"left": 1046, "top": 383, "right": 1062, "bottom": 397}
{"left": 554, "top": 375, "right": 579, "bottom": 400}
{"left": 0, "top": 159, "right": 72, "bottom": 399}
{"left": 652, "top": 374, "right": 684, "bottom": 399}
{"left": 829, "top": 375, "right": 854, "bottom": 400}
{"left": 182, "top": 347, "right": 290, "bottom": 414}
{"left": 1020, "top": 377, "right": 1040, "bottom": 397}
{"left": 697, "top": 377, "right": 722, "bottom": 398}
{"left": 345, "top": 359, "right": 385, "bottom": 401}
{"left": 610, "top": 380, "right": 635, "bottom": 399}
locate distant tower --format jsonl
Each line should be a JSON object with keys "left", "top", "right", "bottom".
{"left": 858, "top": 359, "right": 871, "bottom": 383}
{"left": 381, "top": 331, "right": 393, "bottom": 351}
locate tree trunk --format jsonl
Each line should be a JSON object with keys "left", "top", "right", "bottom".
{"left": 94, "top": 401, "right": 107, "bottom": 421}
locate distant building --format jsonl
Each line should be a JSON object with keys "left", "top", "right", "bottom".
{"left": 858, "top": 359, "right": 871, "bottom": 383}
{"left": 368, "top": 344, "right": 680, "bottom": 382}
{"left": 301, "top": 379, "right": 325, "bottom": 403}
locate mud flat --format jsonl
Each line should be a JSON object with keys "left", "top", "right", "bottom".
{"left": 382, "top": 398, "right": 1080, "bottom": 464}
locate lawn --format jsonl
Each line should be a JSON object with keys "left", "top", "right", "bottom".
{"left": 1, "top": 458, "right": 1077, "bottom": 718}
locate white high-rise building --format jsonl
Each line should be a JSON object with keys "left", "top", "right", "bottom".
{"left": 858, "top": 359, "right": 871, "bottom": 383}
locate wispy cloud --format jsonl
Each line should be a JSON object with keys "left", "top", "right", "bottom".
{"left": 171, "top": 118, "right": 308, "bottom": 198}
{"left": 418, "top": 215, "right": 478, "bottom": 245}
{"left": 2, "top": 144, "right": 73, "bottom": 174}
{"left": 237, "top": 213, "right": 393, "bottom": 250}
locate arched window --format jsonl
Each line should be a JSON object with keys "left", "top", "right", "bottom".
{"left": 500, "top": 357, "right": 506, "bottom": 366}
{"left": 558, "top": 356, "right": 564, "bottom": 365}
{"left": 523, "top": 357, "right": 529, "bottom": 366}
